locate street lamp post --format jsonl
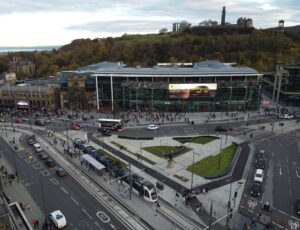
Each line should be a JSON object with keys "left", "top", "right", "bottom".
{"left": 140, "top": 141, "right": 142, "bottom": 163}
{"left": 190, "top": 151, "right": 195, "bottom": 190}
{"left": 65, "top": 121, "right": 69, "bottom": 154}
{"left": 218, "top": 136, "right": 223, "bottom": 169}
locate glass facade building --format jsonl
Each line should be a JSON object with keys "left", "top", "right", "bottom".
{"left": 58, "top": 61, "right": 262, "bottom": 113}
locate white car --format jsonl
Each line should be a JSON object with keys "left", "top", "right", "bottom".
{"left": 254, "top": 169, "right": 264, "bottom": 183}
{"left": 280, "top": 114, "right": 294, "bottom": 119}
{"left": 147, "top": 124, "right": 159, "bottom": 130}
{"left": 49, "top": 210, "right": 67, "bottom": 228}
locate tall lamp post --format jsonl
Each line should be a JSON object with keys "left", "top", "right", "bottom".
{"left": 190, "top": 151, "right": 195, "bottom": 190}
{"left": 218, "top": 135, "right": 223, "bottom": 169}
{"left": 65, "top": 121, "right": 69, "bottom": 154}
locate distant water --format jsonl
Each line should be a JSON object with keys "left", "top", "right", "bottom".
{"left": 0, "top": 46, "right": 60, "bottom": 53}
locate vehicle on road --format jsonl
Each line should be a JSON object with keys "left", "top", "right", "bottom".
{"left": 256, "top": 150, "right": 266, "bottom": 160}
{"left": 15, "top": 118, "right": 22, "bottom": 123}
{"left": 71, "top": 123, "right": 80, "bottom": 130}
{"left": 254, "top": 169, "right": 264, "bottom": 183}
{"left": 27, "top": 135, "right": 36, "bottom": 145}
{"left": 33, "top": 143, "right": 43, "bottom": 153}
{"left": 250, "top": 182, "right": 262, "bottom": 197}
{"left": 255, "top": 158, "right": 265, "bottom": 169}
{"left": 49, "top": 210, "right": 67, "bottom": 228}
{"left": 21, "top": 117, "right": 29, "bottom": 122}
{"left": 35, "top": 118, "right": 46, "bottom": 126}
{"left": 147, "top": 124, "right": 159, "bottom": 130}
{"left": 296, "top": 199, "right": 300, "bottom": 216}
{"left": 97, "top": 127, "right": 111, "bottom": 136}
{"left": 0, "top": 117, "right": 5, "bottom": 122}
{"left": 280, "top": 114, "right": 294, "bottom": 119}
{"left": 38, "top": 152, "right": 49, "bottom": 160}
{"left": 215, "top": 126, "right": 227, "bottom": 132}
{"left": 56, "top": 167, "right": 67, "bottom": 177}
{"left": 45, "top": 159, "right": 56, "bottom": 167}
{"left": 98, "top": 118, "right": 123, "bottom": 131}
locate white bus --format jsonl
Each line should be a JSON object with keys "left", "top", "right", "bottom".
{"left": 98, "top": 119, "right": 123, "bottom": 131}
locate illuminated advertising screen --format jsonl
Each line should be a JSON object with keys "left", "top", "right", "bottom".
{"left": 168, "top": 83, "right": 217, "bottom": 99}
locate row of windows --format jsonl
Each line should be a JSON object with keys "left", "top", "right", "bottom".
{"left": 0, "top": 93, "right": 50, "bottom": 98}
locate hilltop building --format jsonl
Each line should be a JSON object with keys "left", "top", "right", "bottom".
{"left": 9, "top": 57, "right": 35, "bottom": 79}
{"left": 172, "top": 21, "right": 192, "bottom": 32}
{"left": 237, "top": 17, "right": 253, "bottom": 28}
{"left": 58, "top": 60, "right": 262, "bottom": 113}
{"left": 199, "top": 20, "right": 218, "bottom": 27}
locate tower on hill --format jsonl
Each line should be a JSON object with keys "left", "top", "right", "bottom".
{"left": 221, "top": 6, "right": 226, "bottom": 26}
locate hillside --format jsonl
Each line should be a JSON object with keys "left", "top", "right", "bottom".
{"left": 1, "top": 28, "right": 300, "bottom": 78}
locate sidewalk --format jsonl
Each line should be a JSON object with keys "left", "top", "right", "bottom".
{"left": 0, "top": 130, "right": 44, "bottom": 229}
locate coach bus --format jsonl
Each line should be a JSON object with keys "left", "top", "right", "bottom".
{"left": 98, "top": 118, "right": 123, "bottom": 131}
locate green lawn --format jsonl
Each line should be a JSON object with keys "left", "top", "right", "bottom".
{"left": 143, "top": 145, "right": 191, "bottom": 157}
{"left": 173, "top": 136, "right": 218, "bottom": 145}
{"left": 187, "top": 144, "right": 238, "bottom": 178}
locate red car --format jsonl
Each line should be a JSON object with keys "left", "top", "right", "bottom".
{"left": 71, "top": 123, "right": 80, "bottom": 130}
{"left": 15, "top": 117, "right": 22, "bottom": 123}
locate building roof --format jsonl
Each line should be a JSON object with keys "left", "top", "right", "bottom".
{"left": 81, "top": 154, "right": 105, "bottom": 171}
{"left": 61, "top": 60, "right": 259, "bottom": 78}
{"left": 0, "top": 85, "right": 50, "bottom": 93}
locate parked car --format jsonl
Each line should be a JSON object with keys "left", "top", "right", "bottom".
{"left": 15, "top": 118, "right": 22, "bottom": 123}
{"left": 45, "top": 159, "right": 55, "bottom": 167}
{"left": 147, "top": 124, "right": 159, "bottom": 130}
{"left": 38, "top": 152, "right": 49, "bottom": 160}
{"left": 56, "top": 167, "right": 67, "bottom": 177}
{"left": 295, "top": 199, "right": 300, "bottom": 216}
{"left": 250, "top": 182, "right": 262, "bottom": 197}
{"left": 27, "top": 135, "right": 36, "bottom": 145}
{"left": 0, "top": 117, "right": 5, "bottom": 122}
{"left": 256, "top": 150, "right": 266, "bottom": 160}
{"left": 49, "top": 210, "right": 67, "bottom": 228}
{"left": 255, "top": 158, "right": 265, "bottom": 169}
{"left": 254, "top": 169, "right": 264, "bottom": 183}
{"left": 71, "top": 123, "right": 80, "bottom": 130}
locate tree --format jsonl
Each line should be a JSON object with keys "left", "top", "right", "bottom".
{"left": 159, "top": 28, "right": 168, "bottom": 34}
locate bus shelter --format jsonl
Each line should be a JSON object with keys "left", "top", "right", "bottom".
{"left": 81, "top": 154, "right": 106, "bottom": 175}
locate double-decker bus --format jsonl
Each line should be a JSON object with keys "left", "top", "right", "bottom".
{"left": 98, "top": 118, "right": 123, "bottom": 131}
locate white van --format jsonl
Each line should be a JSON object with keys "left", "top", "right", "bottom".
{"left": 33, "top": 143, "right": 43, "bottom": 153}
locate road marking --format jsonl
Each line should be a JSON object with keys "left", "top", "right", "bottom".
{"left": 94, "top": 222, "right": 103, "bottom": 230}
{"left": 296, "top": 170, "right": 300, "bottom": 178}
{"left": 49, "top": 177, "right": 59, "bottom": 185}
{"left": 82, "top": 209, "right": 92, "bottom": 220}
{"left": 247, "top": 200, "right": 257, "bottom": 210}
{"left": 60, "top": 186, "right": 68, "bottom": 194}
{"left": 96, "top": 211, "right": 110, "bottom": 223}
{"left": 70, "top": 196, "right": 79, "bottom": 205}
{"left": 279, "top": 167, "right": 282, "bottom": 175}
{"left": 271, "top": 221, "right": 284, "bottom": 229}
{"left": 288, "top": 219, "right": 300, "bottom": 230}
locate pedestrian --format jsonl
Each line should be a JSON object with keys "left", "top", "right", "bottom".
{"left": 251, "top": 217, "right": 256, "bottom": 227}
{"left": 8, "top": 179, "right": 12, "bottom": 185}
{"left": 196, "top": 205, "right": 200, "bottom": 213}
{"left": 36, "top": 220, "right": 39, "bottom": 228}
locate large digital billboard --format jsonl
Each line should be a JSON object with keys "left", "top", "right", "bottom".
{"left": 168, "top": 83, "right": 217, "bottom": 99}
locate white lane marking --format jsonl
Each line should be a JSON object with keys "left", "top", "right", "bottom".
{"left": 279, "top": 167, "right": 282, "bottom": 175}
{"left": 60, "top": 187, "right": 68, "bottom": 194}
{"left": 71, "top": 196, "right": 79, "bottom": 206}
{"left": 296, "top": 170, "right": 300, "bottom": 178}
{"left": 96, "top": 211, "right": 110, "bottom": 223}
{"left": 49, "top": 178, "right": 59, "bottom": 185}
{"left": 272, "top": 221, "right": 284, "bottom": 229}
{"left": 82, "top": 209, "right": 92, "bottom": 220}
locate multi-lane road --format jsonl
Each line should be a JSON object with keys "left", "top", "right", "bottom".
{"left": 0, "top": 136, "right": 129, "bottom": 229}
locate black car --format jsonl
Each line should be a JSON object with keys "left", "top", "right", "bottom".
{"left": 255, "top": 158, "right": 265, "bottom": 169}
{"left": 250, "top": 182, "right": 262, "bottom": 197}
{"left": 98, "top": 127, "right": 111, "bottom": 136}
{"left": 56, "top": 167, "right": 67, "bottom": 177}
{"left": 215, "top": 126, "right": 227, "bottom": 132}
{"left": 38, "top": 152, "right": 49, "bottom": 160}
{"left": 45, "top": 159, "right": 55, "bottom": 167}
{"left": 35, "top": 119, "right": 46, "bottom": 126}
{"left": 256, "top": 150, "right": 266, "bottom": 160}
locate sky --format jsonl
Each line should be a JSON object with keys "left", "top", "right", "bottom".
{"left": 0, "top": 0, "right": 299, "bottom": 47}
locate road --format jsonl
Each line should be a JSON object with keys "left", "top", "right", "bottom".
{"left": 0, "top": 137, "right": 127, "bottom": 230}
